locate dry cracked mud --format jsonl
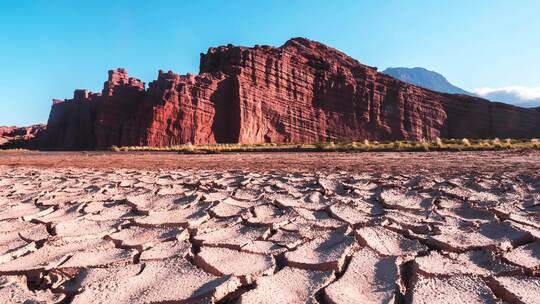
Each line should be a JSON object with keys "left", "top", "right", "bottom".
{"left": 0, "top": 151, "right": 539, "bottom": 303}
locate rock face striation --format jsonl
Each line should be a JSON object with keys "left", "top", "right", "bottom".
{"left": 43, "top": 38, "right": 539, "bottom": 149}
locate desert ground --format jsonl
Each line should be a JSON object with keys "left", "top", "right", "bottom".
{"left": 0, "top": 150, "right": 539, "bottom": 303}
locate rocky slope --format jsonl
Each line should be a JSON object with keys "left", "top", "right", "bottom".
{"left": 0, "top": 125, "right": 47, "bottom": 149}
{"left": 42, "top": 38, "right": 540, "bottom": 149}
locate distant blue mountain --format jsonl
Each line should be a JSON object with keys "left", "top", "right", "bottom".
{"left": 382, "top": 67, "right": 474, "bottom": 96}
{"left": 383, "top": 67, "right": 540, "bottom": 108}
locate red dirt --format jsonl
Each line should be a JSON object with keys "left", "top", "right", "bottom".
{"left": 0, "top": 150, "right": 539, "bottom": 174}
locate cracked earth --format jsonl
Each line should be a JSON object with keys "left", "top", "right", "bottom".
{"left": 0, "top": 151, "right": 539, "bottom": 303}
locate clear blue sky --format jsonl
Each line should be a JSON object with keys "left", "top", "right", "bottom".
{"left": 1, "top": 0, "right": 539, "bottom": 125}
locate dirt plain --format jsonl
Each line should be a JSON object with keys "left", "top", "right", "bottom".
{"left": 1, "top": 150, "right": 540, "bottom": 174}
{"left": 0, "top": 150, "right": 539, "bottom": 303}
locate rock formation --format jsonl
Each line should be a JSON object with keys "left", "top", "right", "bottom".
{"left": 40, "top": 38, "right": 540, "bottom": 149}
{"left": 0, "top": 125, "right": 47, "bottom": 149}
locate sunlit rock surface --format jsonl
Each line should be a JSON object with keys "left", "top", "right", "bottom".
{"left": 40, "top": 38, "right": 540, "bottom": 150}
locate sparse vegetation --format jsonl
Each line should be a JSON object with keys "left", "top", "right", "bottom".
{"left": 0, "top": 148, "right": 29, "bottom": 153}
{"left": 108, "top": 138, "right": 540, "bottom": 153}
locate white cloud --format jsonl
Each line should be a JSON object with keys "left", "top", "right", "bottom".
{"left": 473, "top": 86, "right": 540, "bottom": 108}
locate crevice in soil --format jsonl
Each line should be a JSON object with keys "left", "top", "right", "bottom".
{"left": 396, "top": 260, "right": 415, "bottom": 304}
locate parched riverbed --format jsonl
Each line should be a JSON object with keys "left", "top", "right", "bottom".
{"left": 0, "top": 151, "right": 539, "bottom": 303}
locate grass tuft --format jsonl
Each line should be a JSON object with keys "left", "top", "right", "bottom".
{"left": 0, "top": 148, "right": 29, "bottom": 153}
{"left": 107, "top": 138, "right": 540, "bottom": 154}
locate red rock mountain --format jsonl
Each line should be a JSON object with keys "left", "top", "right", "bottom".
{"left": 44, "top": 38, "right": 539, "bottom": 150}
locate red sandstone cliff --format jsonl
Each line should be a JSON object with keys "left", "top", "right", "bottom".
{"left": 43, "top": 38, "right": 539, "bottom": 150}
